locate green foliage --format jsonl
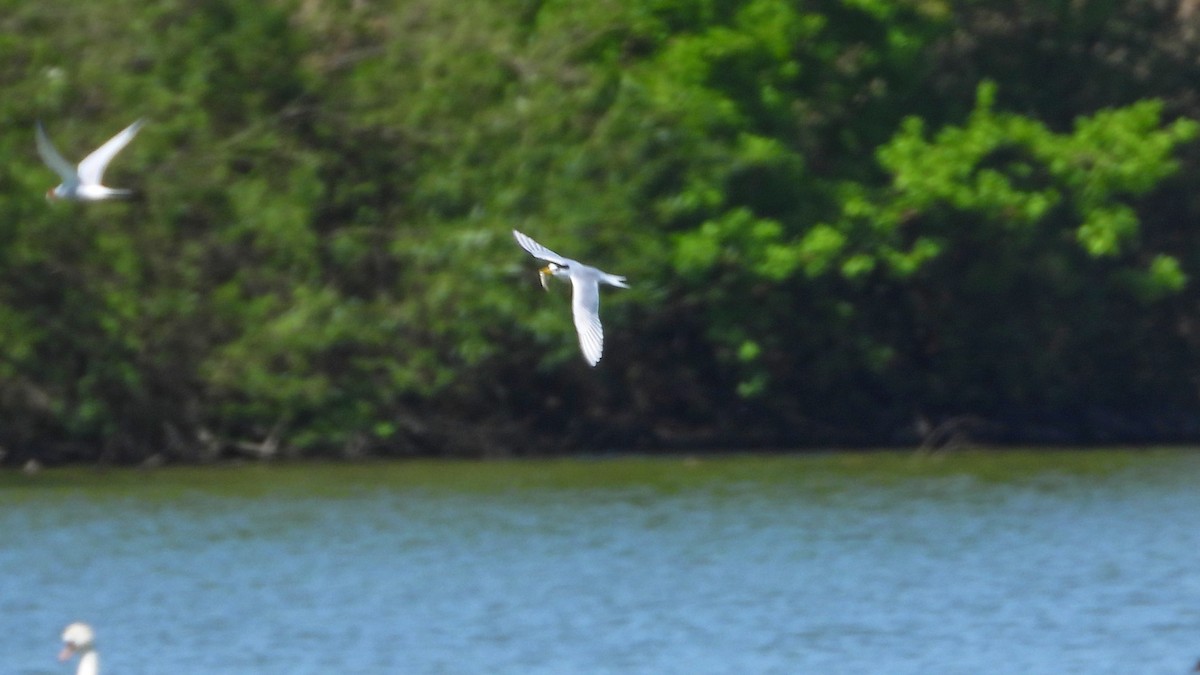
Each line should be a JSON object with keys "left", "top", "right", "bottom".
{"left": 858, "top": 82, "right": 1199, "bottom": 267}
{"left": 1, "top": 0, "right": 1199, "bottom": 462}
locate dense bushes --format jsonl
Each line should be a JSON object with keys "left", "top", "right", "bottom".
{"left": 2, "top": 0, "right": 1199, "bottom": 462}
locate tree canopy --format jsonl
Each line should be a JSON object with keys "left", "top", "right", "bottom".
{"left": 2, "top": 0, "right": 1200, "bottom": 462}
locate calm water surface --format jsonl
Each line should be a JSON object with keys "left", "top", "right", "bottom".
{"left": 2, "top": 450, "right": 1198, "bottom": 674}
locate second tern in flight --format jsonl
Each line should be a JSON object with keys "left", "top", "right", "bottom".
{"left": 37, "top": 119, "right": 144, "bottom": 201}
{"left": 513, "top": 229, "right": 629, "bottom": 367}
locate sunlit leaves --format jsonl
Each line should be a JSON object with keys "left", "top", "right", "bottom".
{"left": 838, "top": 81, "right": 1198, "bottom": 275}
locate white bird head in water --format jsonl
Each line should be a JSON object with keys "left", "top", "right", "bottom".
{"left": 59, "top": 622, "right": 99, "bottom": 675}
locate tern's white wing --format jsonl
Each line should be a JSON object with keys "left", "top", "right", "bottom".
{"left": 35, "top": 122, "right": 78, "bottom": 184}
{"left": 570, "top": 274, "right": 604, "bottom": 366}
{"left": 513, "top": 230, "right": 571, "bottom": 266}
{"left": 77, "top": 119, "right": 144, "bottom": 186}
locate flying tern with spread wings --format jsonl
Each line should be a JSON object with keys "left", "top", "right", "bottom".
{"left": 513, "top": 229, "right": 629, "bottom": 366}
{"left": 37, "top": 119, "right": 144, "bottom": 201}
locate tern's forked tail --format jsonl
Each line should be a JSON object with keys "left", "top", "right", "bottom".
{"left": 602, "top": 272, "right": 629, "bottom": 288}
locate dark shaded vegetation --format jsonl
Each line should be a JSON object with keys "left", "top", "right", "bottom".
{"left": 2, "top": 0, "right": 1200, "bottom": 463}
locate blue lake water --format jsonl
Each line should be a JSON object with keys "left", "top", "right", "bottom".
{"left": 2, "top": 450, "right": 1198, "bottom": 674}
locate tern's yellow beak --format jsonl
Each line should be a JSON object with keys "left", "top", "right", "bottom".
{"left": 538, "top": 266, "right": 552, "bottom": 290}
